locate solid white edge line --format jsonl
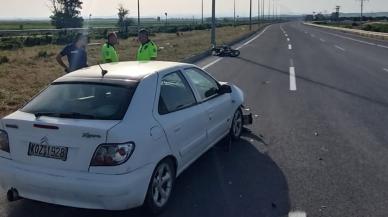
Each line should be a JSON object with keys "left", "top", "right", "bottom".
{"left": 202, "top": 58, "right": 223, "bottom": 70}
{"left": 334, "top": 45, "right": 346, "bottom": 51}
{"left": 203, "top": 25, "right": 271, "bottom": 70}
{"left": 377, "top": 44, "right": 388, "bottom": 49}
{"left": 288, "top": 44, "right": 292, "bottom": 50}
{"left": 288, "top": 211, "right": 307, "bottom": 217}
{"left": 237, "top": 25, "right": 271, "bottom": 49}
{"left": 289, "top": 67, "right": 297, "bottom": 91}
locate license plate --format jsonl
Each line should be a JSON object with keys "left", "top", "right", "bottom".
{"left": 28, "top": 143, "right": 68, "bottom": 161}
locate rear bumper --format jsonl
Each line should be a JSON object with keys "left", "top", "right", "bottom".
{"left": 0, "top": 157, "right": 155, "bottom": 210}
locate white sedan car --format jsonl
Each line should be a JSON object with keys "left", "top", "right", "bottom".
{"left": 0, "top": 61, "right": 248, "bottom": 214}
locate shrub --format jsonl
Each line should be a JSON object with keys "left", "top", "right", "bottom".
{"left": 0, "top": 37, "right": 23, "bottom": 50}
{"left": 0, "top": 56, "right": 9, "bottom": 64}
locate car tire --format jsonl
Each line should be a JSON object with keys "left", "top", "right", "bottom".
{"left": 230, "top": 108, "right": 243, "bottom": 140}
{"left": 143, "top": 159, "right": 176, "bottom": 215}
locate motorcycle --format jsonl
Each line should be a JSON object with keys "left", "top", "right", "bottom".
{"left": 212, "top": 45, "right": 240, "bottom": 57}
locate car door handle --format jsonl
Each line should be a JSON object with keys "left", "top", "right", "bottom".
{"left": 208, "top": 109, "right": 215, "bottom": 120}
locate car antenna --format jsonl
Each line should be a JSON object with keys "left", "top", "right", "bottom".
{"left": 98, "top": 63, "right": 108, "bottom": 77}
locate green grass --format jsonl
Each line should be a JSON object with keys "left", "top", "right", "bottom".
{"left": 0, "top": 18, "right": 209, "bottom": 30}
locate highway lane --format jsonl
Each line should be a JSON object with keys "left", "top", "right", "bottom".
{"left": 1, "top": 22, "right": 388, "bottom": 217}
{"left": 201, "top": 22, "right": 388, "bottom": 216}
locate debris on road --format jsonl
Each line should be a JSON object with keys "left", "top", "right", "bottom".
{"left": 262, "top": 81, "right": 271, "bottom": 85}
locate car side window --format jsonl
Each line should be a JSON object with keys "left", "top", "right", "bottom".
{"left": 183, "top": 68, "right": 220, "bottom": 100}
{"left": 158, "top": 71, "right": 197, "bottom": 115}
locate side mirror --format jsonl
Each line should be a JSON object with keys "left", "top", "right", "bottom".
{"left": 218, "top": 84, "right": 232, "bottom": 94}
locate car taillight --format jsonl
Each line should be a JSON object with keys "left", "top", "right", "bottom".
{"left": 0, "top": 130, "right": 10, "bottom": 153}
{"left": 90, "top": 142, "right": 135, "bottom": 166}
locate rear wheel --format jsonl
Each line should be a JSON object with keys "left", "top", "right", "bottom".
{"left": 230, "top": 108, "right": 243, "bottom": 140}
{"left": 143, "top": 159, "right": 176, "bottom": 215}
{"left": 230, "top": 50, "right": 240, "bottom": 57}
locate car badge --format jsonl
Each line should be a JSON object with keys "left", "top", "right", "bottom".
{"left": 82, "top": 133, "right": 102, "bottom": 139}
{"left": 40, "top": 136, "right": 49, "bottom": 146}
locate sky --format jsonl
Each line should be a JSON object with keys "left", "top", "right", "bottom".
{"left": 0, "top": 0, "right": 387, "bottom": 19}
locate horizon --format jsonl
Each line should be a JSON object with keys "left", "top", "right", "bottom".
{"left": 0, "top": 0, "right": 388, "bottom": 20}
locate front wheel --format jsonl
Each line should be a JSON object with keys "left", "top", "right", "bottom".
{"left": 143, "top": 159, "right": 176, "bottom": 215}
{"left": 230, "top": 108, "right": 243, "bottom": 140}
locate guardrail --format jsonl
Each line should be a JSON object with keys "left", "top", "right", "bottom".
{"left": 304, "top": 22, "right": 388, "bottom": 40}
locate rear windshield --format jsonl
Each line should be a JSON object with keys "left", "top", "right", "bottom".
{"left": 21, "top": 82, "right": 137, "bottom": 120}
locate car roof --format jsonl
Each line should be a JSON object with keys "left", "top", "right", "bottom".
{"left": 55, "top": 61, "right": 194, "bottom": 82}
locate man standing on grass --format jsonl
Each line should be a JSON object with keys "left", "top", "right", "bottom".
{"left": 56, "top": 33, "right": 88, "bottom": 73}
{"left": 101, "top": 32, "right": 119, "bottom": 63}
{"left": 136, "top": 29, "right": 158, "bottom": 61}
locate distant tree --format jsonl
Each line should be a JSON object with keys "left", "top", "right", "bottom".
{"left": 117, "top": 4, "right": 129, "bottom": 30}
{"left": 49, "top": 0, "right": 84, "bottom": 29}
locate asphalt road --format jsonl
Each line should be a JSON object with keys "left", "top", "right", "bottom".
{"left": 1, "top": 22, "right": 388, "bottom": 217}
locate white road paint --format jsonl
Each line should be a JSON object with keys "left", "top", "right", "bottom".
{"left": 310, "top": 34, "right": 315, "bottom": 37}
{"left": 383, "top": 68, "right": 388, "bottom": 72}
{"left": 202, "top": 58, "right": 223, "bottom": 70}
{"left": 335, "top": 45, "right": 346, "bottom": 51}
{"left": 285, "top": 34, "right": 288, "bottom": 37}
{"left": 288, "top": 44, "right": 292, "bottom": 50}
{"left": 287, "top": 38, "right": 290, "bottom": 41}
{"left": 280, "top": 25, "right": 286, "bottom": 34}
{"left": 237, "top": 25, "right": 271, "bottom": 49}
{"left": 289, "top": 66, "right": 297, "bottom": 91}
{"left": 289, "top": 211, "right": 307, "bottom": 217}
{"left": 311, "top": 28, "right": 388, "bottom": 49}
{"left": 203, "top": 25, "right": 270, "bottom": 69}
{"left": 320, "top": 38, "right": 326, "bottom": 42}
{"left": 377, "top": 44, "right": 388, "bottom": 49}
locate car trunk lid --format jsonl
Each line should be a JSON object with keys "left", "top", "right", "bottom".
{"left": 2, "top": 111, "right": 120, "bottom": 172}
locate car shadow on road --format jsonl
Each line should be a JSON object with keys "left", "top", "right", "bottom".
{"left": 4, "top": 138, "right": 290, "bottom": 217}
{"left": 236, "top": 56, "right": 388, "bottom": 109}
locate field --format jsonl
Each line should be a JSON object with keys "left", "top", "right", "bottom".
{"left": 0, "top": 18, "right": 216, "bottom": 30}
{"left": 0, "top": 24, "right": 262, "bottom": 118}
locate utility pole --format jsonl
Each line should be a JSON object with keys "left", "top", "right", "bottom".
{"left": 234, "top": 0, "right": 236, "bottom": 26}
{"left": 202, "top": 0, "right": 204, "bottom": 24}
{"left": 268, "top": 0, "right": 271, "bottom": 20}
{"left": 249, "top": 0, "right": 252, "bottom": 30}
{"left": 258, "top": 0, "right": 260, "bottom": 26}
{"left": 273, "top": 0, "right": 275, "bottom": 20}
{"left": 137, "top": 0, "right": 140, "bottom": 31}
{"left": 211, "top": 0, "right": 216, "bottom": 46}
{"left": 358, "top": 0, "right": 368, "bottom": 21}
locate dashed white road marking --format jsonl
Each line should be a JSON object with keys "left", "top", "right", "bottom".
{"left": 203, "top": 25, "right": 270, "bottom": 69}
{"left": 285, "top": 34, "right": 288, "bottom": 37}
{"left": 289, "top": 66, "right": 297, "bottom": 91}
{"left": 288, "top": 44, "right": 292, "bottom": 50}
{"left": 335, "top": 45, "right": 346, "bottom": 51}
{"left": 287, "top": 38, "right": 290, "bottom": 41}
{"left": 320, "top": 38, "right": 326, "bottom": 42}
{"left": 289, "top": 211, "right": 307, "bottom": 217}
{"left": 289, "top": 58, "right": 296, "bottom": 91}
{"left": 383, "top": 68, "right": 388, "bottom": 72}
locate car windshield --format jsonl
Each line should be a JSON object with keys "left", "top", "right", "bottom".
{"left": 21, "top": 83, "right": 136, "bottom": 120}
